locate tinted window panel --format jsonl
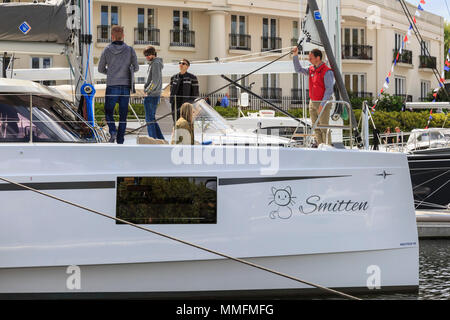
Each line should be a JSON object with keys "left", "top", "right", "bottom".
{"left": 116, "top": 177, "right": 217, "bottom": 224}
{"left": 0, "top": 95, "right": 94, "bottom": 142}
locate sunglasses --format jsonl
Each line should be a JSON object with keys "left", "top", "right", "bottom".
{"left": 179, "top": 62, "right": 188, "bottom": 66}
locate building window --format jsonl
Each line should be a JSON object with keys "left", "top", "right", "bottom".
{"left": 262, "top": 74, "right": 281, "bottom": 101}
{"left": 148, "top": 8, "right": 156, "bottom": 28}
{"left": 395, "top": 76, "right": 406, "bottom": 95}
{"left": 292, "top": 20, "right": 300, "bottom": 46}
{"left": 263, "top": 18, "right": 278, "bottom": 38}
{"left": 138, "top": 7, "right": 156, "bottom": 28}
{"left": 98, "top": 5, "right": 119, "bottom": 42}
{"left": 420, "top": 40, "right": 430, "bottom": 56}
{"left": 171, "top": 10, "right": 194, "bottom": 47}
{"left": 231, "top": 15, "right": 247, "bottom": 35}
{"left": 342, "top": 28, "right": 365, "bottom": 46}
{"left": 293, "top": 21, "right": 299, "bottom": 39}
{"left": 111, "top": 6, "right": 119, "bottom": 25}
{"left": 394, "top": 32, "right": 405, "bottom": 51}
{"left": 292, "top": 72, "right": 308, "bottom": 90}
{"left": 100, "top": 5, "right": 119, "bottom": 26}
{"left": 0, "top": 55, "right": 11, "bottom": 77}
{"left": 136, "top": 8, "right": 159, "bottom": 45}
{"left": 262, "top": 18, "right": 281, "bottom": 51}
{"left": 116, "top": 177, "right": 217, "bottom": 225}
{"left": 263, "top": 73, "right": 278, "bottom": 88}
{"left": 229, "top": 74, "right": 249, "bottom": 98}
{"left": 31, "top": 57, "right": 55, "bottom": 86}
{"left": 292, "top": 73, "right": 309, "bottom": 103}
{"left": 421, "top": 80, "right": 431, "bottom": 100}
{"left": 173, "top": 10, "right": 190, "bottom": 31}
{"left": 344, "top": 74, "right": 366, "bottom": 95}
{"left": 101, "top": 5, "right": 108, "bottom": 26}
{"left": 230, "top": 15, "right": 250, "bottom": 50}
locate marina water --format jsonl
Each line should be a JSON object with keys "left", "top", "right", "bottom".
{"left": 354, "top": 239, "right": 449, "bottom": 300}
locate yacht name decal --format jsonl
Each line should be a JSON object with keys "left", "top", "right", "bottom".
{"left": 269, "top": 186, "right": 369, "bottom": 220}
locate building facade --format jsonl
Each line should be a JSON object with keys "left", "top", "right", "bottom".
{"left": 2, "top": 0, "right": 445, "bottom": 105}
{"left": 341, "top": 0, "right": 445, "bottom": 102}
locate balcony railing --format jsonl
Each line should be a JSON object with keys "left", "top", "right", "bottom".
{"left": 342, "top": 45, "right": 373, "bottom": 60}
{"left": 261, "top": 87, "right": 282, "bottom": 102}
{"left": 419, "top": 55, "right": 437, "bottom": 69}
{"left": 97, "top": 25, "right": 111, "bottom": 43}
{"left": 134, "top": 28, "right": 160, "bottom": 45}
{"left": 291, "top": 89, "right": 310, "bottom": 104}
{"left": 261, "top": 36, "right": 282, "bottom": 52}
{"left": 393, "top": 49, "right": 413, "bottom": 65}
{"left": 394, "top": 94, "right": 413, "bottom": 102}
{"left": 170, "top": 30, "right": 195, "bottom": 47}
{"left": 229, "top": 34, "right": 251, "bottom": 51}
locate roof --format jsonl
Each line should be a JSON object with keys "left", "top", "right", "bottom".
{"left": 0, "top": 78, "right": 68, "bottom": 101}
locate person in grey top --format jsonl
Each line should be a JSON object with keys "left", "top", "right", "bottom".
{"left": 98, "top": 26, "right": 139, "bottom": 144}
{"left": 142, "top": 46, "right": 164, "bottom": 139}
{"left": 292, "top": 47, "right": 335, "bottom": 145}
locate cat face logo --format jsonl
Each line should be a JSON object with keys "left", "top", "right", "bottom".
{"left": 269, "top": 186, "right": 296, "bottom": 219}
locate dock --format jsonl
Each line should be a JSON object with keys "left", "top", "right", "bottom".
{"left": 416, "top": 210, "right": 450, "bottom": 239}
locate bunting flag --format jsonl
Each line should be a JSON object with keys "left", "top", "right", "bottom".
{"left": 425, "top": 109, "right": 433, "bottom": 129}
{"left": 372, "top": 0, "right": 438, "bottom": 113}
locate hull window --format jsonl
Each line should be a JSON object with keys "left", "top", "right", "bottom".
{"left": 116, "top": 177, "right": 217, "bottom": 224}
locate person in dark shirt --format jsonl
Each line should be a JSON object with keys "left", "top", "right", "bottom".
{"left": 169, "top": 58, "right": 199, "bottom": 124}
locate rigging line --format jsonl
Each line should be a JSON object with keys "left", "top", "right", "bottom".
{"left": 0, "top": 176, "right": 361, "bottom": 301}
{"left": 399, "top": 0, "right": 443, "bottom": 86}
{"left": 415, "top": 177, "right": 450, "bottom": 209}
{"left": 189, "top": 46, "right": 295, "bottom": 64}
{"left": 398, "top": 0, "right": 450, "bottom": 100}
{"left": 445, "top": 0, "right": 450, "bottom": 18}
{"left": 398, "top": 0, "right": 444, "bottom": 90}
{"left": 414, "top": 200, "right": 449, "bottom": 209}
{"left": 412, "top": 169, "right": 450, "bottom": 190}
{"left": 221, "top": 74, "right": 308, "bottom": 127}
{"left": 198, "top": 48, "right": 295, "bottom": 101}
{"left": 217, "top": 51, "right": 292, "bottom": 64}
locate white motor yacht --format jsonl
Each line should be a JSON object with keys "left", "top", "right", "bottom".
{"left": 0, "top": 78, "right": 419, "bottom": 297}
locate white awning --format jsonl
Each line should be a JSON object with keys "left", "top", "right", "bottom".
{"left": 6, "top": 60, "right": 310, "bottom": 81}
{"left": 406, "top": 102, "right": 450, "bottom": 110}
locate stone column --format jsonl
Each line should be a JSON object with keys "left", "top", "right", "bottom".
{"left": 206, "top": 10, "right": 228, "bottom": 93}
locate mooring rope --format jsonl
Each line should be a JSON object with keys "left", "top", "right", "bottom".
{"left": 0, "top": 176, "right": 361, "bottom": 300}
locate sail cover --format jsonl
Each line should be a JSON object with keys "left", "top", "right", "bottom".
{"left": 0, "top": 0, "right": 70, "bottom": 44}
{"left": 302, "top": 5, "right": 323, "bottom": 47}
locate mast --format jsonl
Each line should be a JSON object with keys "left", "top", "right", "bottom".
{"left": 68, "top": 0, "right": 95, "bottom": 126}
{"left": 306, "top": 0, "right": 361, "bottom": 144}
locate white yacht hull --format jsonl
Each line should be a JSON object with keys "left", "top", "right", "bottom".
{"left": 0, "top": 248, "right": 417, "bottom": 298}
{"left": 0, "top": 144, "right": 419, "bottom": 296}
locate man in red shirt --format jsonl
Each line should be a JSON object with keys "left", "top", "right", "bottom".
{"left": 292, "top": 47, "right": 335, "bottom": 145}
